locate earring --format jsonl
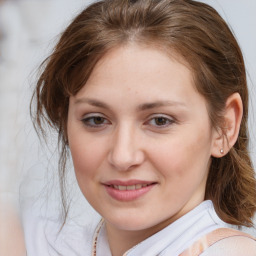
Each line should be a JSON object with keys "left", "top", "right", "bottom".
{"left": 220, "top": 148, "right": 224, "bottom": 154}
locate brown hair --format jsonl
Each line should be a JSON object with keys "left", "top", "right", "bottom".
{"left": 31, "top": 0, "right": 256, "bottom": 227}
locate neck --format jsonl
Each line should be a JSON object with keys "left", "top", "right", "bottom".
{"left": 105, "top": 218, "right": 175, "bottom": 256}
{"left": 105, "top": 225, "right": 148, "bottom": 256}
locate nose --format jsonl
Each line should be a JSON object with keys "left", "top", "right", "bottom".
{"left": 108, "top": 124, "right": 145, "bottom": 171}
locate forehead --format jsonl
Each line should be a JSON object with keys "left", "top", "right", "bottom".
{"left": 72, "top": 43, "right": 207, "bottom": 112}
{"left": 85, "top": 43, "right": 192, "bottom": 85}
{"left": 93, "top": 42, "right": 192, "bottom": 76}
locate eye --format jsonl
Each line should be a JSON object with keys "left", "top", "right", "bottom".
{"left": 147, "top": 115, "right": 175, "bottom": 128}
{"left": 81, "top": 114, "right": 110, "bottom": 128}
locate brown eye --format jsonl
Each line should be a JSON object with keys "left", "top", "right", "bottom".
{"left": 82, "top": 115, "right": 109, "bottom": 127}
{"left": 154, "top": 117, "right": 168, "bottom": 126}
{"left": 93, "top": 116, "right": 105, "bottom": 124}
{"left": 147, "top": 115, "right": 175, "bottom": 128}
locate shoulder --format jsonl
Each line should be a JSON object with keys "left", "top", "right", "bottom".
{"left": 201, "top": 235, "right": 256, "bottom": 256}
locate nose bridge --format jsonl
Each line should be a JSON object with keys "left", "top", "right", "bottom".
{"left": 108, "top": 122, "right": 144, "bottom": 171}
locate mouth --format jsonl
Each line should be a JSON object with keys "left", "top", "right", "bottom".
{"left": 107, "top": 183, "right": 154, "bottom": 191}
{"left": 103, "top": 180, "right": 157, "bottom": 201}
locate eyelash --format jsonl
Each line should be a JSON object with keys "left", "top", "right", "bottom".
{"left": 146, "top": 115, "right": 175, "bottom": 128}
{"left": 81, "top": 114, "right": 110, "bottom": 128}
{"left": 81, "top": 114, "right": 175, "bottom": 129}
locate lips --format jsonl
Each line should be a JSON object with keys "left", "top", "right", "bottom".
{"left": 103, "top": 180, "right": 156, "bottom": 201}
{"left": 110, "top": 184, "right": 149, "bottom": 190}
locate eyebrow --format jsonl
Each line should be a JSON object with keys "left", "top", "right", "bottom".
{"left": 137, "top": 101, "right": 187, "bottom": 111}
{"left": 75, "top": 98, "right": 109, "bottom": 109}
{"left": 74, "top": 98, "right": 187, "bottom": 111}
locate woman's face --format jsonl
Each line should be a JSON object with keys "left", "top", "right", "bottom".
{"left": 67, "top": 44, "right": 218, "bottom": 234}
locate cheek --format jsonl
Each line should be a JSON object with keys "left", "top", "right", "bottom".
{"left": 69, "top": 140, "right": 103, "bottom": 204}
{"left": 151, "top": 130, "right": 212, "bottom": 180}
{"left": 69, "top": 135, "right": 105, "bottom": 183}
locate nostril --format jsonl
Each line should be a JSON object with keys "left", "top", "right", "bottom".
{"left": 107, "top": 133, "right": 145, "bottom": 171}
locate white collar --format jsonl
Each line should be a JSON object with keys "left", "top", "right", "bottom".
{"left": 94, "top": 200, "right": 228, "bottom": 256}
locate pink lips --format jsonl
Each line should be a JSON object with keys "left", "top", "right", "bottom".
{"left": 103, "top": 180, "right": 156, "bottom": 201}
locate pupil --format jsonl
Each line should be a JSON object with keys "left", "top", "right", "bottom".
{"left": 156, "top": 117, "right": 166, "bottom": 125}
{"left": 94, "top": 117, "right": 103, "bottom": 124}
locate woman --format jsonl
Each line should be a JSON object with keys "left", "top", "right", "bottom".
{"left": 29, "top": 0, "right": 256, "bottom": 255}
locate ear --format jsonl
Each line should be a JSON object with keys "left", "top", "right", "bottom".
{"left": 211, "top": 93, "right": 243, "bottom": 158}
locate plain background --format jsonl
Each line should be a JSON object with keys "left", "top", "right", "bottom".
{"left": 0, "top": 0, "right": 255, "bottom": 238}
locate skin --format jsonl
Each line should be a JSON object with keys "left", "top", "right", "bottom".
{"left": 67, "top": 43, "right": 242, "bottom": 256}
{"left": 0, "top": 197, "right": 26, "bottom": 256}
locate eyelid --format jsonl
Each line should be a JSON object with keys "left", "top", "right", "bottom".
{"left": 82, "top": 112, "right": 105, "bottom": 118}
{"left": 145, "top": 114, "right": 176, "bottom": 127}
{"left": 147, "top": 113, "right": 175, "bottom": 121}
{"left": 149, "top": 113, "right": 174, "bottom": 119}
{"left": 81, "top": 113, "right": 110, "bottom": 128}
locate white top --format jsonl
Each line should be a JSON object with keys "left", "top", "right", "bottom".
{"left": 24, "top": 200, "right": 231, "bottom": 256}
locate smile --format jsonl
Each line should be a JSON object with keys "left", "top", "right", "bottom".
{"left": 110, "top": 184, "right": 149, "bottom": 190}
{"left": 103, "top": 180, "right": 156, "bottom": 201}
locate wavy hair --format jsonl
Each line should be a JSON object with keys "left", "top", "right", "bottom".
{"left": 31, "top": 0, "right": 256, "bottom": 227}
